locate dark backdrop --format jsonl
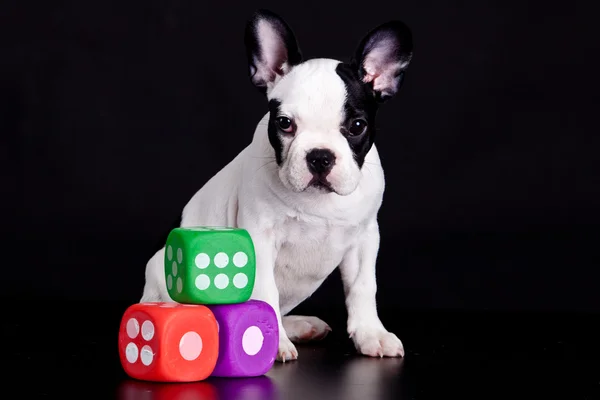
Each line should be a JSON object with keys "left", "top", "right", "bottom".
{"left": 2, "top": 0, "right": 599, "bottom": 312}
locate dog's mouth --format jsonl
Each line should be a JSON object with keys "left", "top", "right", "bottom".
{"left": 306, "top": 177, "right": 334, "bottom": 193}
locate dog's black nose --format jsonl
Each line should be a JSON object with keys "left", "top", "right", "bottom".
{"left": 306, "top": 149, "right": 336, "bottom": 175}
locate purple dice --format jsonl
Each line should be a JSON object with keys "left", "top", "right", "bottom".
{"left": 208, "top": 300, "right": 278, "bottom": 377}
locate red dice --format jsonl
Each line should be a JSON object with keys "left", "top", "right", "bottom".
{"left": 118, "top": 302, "right": 219, "bottom": 382}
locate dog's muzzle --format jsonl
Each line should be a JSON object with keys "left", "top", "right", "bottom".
{"left": 306, "top": 149, "right": 336, "bottom": 192}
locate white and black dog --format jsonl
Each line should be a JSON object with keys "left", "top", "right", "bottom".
{"left": 141, "top": 9, "right": 413, "bottom": 362}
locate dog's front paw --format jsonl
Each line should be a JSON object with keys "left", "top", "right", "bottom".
{"left": 277, "top": 335, "right": 298, "bottom": 362}
{"left": 350, "top": 328, "right": 404, "bottom": 358}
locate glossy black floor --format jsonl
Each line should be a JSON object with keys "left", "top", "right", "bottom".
{"left": 4, "top": 298, "right": 600, "bottom": 399}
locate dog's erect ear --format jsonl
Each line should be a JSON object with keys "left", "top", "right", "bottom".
{"left": 352, "top": 21, "right": 413, "bottom": 102}
{"left": 244, "top": 9, "right": 302, "bottom": 93}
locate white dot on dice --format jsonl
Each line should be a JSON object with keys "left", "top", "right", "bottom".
{"left": 195, "top": 253, "right": 210, "bottom": 269}
{"left": 125, "top": 342, "right": 139, "bottom": 363}
{"left": 177, "top": 277, "right": 183, "bottom": 293}
{"left": 214, "top": 252, "right": 229, "bottom": 268}
{"left": 140, "top": 345, "right": 154, "bottom": 366}
{"left": 141, "top": 320, "right": 155, "bottom": 341}
{"left": 233, "top": 273, "right": 248, "bottom": 289}
{"left": 172, "top": 261, "right": 178, "bottom": 276}
{"left": 167, "top": 275, "right": 173, "bottom": 290}
{"left": 242, "top": 326, "right": 264, "bottom": 356}
{"left": 179, "top": 331, "right": 203, "bottom": 361}
{"left": 195, "top": 274, "right": 210, "bottom": 290}
{"left": 126, "top": 318, "right": 139, "bottom": 339}
{"left": 167, "top": 245, "right": 173, "bottom": 261}
{"left": 214, "top": 273, "right": 229, "bottom": 289}
{"left": 233, "top": 252, "right": 248, "bottom": 267}
{"left": 177, "top": 248, "right": 183, "bottom": 263}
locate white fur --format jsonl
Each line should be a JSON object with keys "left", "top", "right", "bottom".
{"left": 141, "top": 58, "right": 404, "bottom": 362}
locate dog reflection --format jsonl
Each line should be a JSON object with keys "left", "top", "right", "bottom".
{"left": 117, "top": 375, "right": 276, "bottom": 400}
{"left": 338, "top": 357, "right": 406, "bottom": 400}
{"left": 266, "top": 351, "right": 405, "bottom": 400}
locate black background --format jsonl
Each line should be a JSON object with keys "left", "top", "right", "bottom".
{"left": 2, "top": 0, "right": 599, "bottom": 312}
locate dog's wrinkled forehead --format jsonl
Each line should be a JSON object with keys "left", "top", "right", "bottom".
{"left": 268, "top": 59, "right": 347, "bottom": 128}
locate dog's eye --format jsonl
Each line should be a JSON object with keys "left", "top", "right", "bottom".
{"left": 276, "top": 117, "right": 294, "bottom": 133}
{"left": 348, "top": 119, "right": 367, "bottom": 136}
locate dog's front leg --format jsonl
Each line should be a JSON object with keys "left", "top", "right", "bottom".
{"left": 339, "top": 221, "right": 405, "bottom": 358}
{"left": 248, "top": 229, "right": 298, "bottom": 362}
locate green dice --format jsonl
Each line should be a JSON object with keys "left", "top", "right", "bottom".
{"left": 164, "top": 227, "right": 256, "bottom": 304}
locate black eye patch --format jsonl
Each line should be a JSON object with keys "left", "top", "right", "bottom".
{"left": 335, "top": 62, "right": 379, "bottom": 168}
{"left": 267, "top": 99, "right": 285, "bottom": 165}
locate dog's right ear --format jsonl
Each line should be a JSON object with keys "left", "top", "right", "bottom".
{"left": 352, "top": 20, "right": 413, "bottom": 102}
{"left": 244, "top": 9, "right": 302, "bottom": 94}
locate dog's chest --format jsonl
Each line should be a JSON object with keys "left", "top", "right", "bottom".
{"left": 274, "top": 216, "right": 358, "bottom": 280}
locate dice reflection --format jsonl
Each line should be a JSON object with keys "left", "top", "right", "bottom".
{"left": 117, "top": 375, "right": 276, "bottom": 400}
{"left": 117, "top": 380, "right": 217, "bottom": 400}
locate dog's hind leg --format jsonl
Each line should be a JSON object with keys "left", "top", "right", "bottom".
{"left": 283, "top": 316, "right": 332, "bottom": 343}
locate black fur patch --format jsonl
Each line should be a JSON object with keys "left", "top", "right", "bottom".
{"left": 267, "top": 99, "right": 285, "bottom": 165}
{"left": 335, "top": 62, "right": 379, "bottom": 168}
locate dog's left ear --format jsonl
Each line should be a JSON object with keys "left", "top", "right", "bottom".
{"left": 244, "top": 9, "right": 303, "bottom": 94}
{"left": 352, "top": 20, "right": 413, "bottom": 102}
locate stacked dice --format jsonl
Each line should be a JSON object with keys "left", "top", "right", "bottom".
{"left": 118, "top": 227, "right": 279, "bottom": 382}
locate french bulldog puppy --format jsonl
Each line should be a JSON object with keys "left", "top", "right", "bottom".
{"left": 141, "top": 9, "right": 414, "bottom": 362}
